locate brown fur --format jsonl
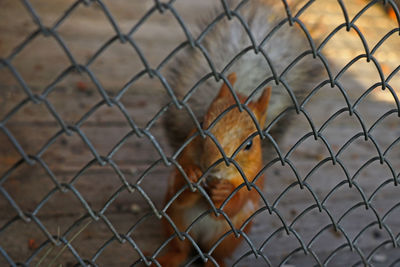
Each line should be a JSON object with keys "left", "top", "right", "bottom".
{"left": 158, "top": 73, "right": 271, "bottom": 267}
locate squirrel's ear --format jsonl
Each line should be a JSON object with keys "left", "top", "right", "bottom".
{"left": 251, "top": 86, "right": 271, "bottom": 128}
{"left": 216, "top": 72, "right": 237, "bottom": 100}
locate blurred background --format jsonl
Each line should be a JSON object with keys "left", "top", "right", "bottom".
{"left": 0, "top": 0, "right": 400, "bottom": 266}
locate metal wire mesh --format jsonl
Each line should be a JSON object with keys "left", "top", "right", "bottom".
{"left": 1, "top": 0, "right": 400, "bottom": 266}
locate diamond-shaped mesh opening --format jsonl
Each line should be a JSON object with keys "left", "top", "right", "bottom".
{"left": 1, "top": 0, "right": 400, "bottom": 266}
{"left": 11, "top": 35, "right": 72, "bottom": 91}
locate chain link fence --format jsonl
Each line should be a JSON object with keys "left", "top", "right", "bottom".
{"left": 1, "top": 0, "right": 400, "bottom": 266}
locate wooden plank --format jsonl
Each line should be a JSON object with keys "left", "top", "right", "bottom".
{"left": 0, "top": 90, "right": 167, "bottom": 124}
{"left": 0, "top": 124, "right": 171, "bottom": 173}
{"left": 1, "top": 176, "right": 399, "bottom": 266}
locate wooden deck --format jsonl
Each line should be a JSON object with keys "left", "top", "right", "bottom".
{"left": 1, "top": 0, "right": 400, "bottom": 266}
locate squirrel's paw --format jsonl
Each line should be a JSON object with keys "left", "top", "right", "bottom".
{"left": 184, "top": 164, "right": 202, "bottom": 183}
{"left": 208, "top": 180, "right": 235, "bottom": 205}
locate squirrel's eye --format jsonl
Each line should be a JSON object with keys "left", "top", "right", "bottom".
{"left": 244, "top": 140, "right": 253, "bottom": 150}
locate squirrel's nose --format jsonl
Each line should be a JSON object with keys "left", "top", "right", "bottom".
{"left": 205, "top": 169, "right": 223, "bottom": 184}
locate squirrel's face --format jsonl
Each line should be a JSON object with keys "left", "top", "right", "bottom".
{"left": 201, "top": 106, "right": 264, "bottom": 188}
{"left": 200, "top": 73, "right": 271, "bottom": 188}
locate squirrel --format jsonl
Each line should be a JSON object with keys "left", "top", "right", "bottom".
{"left": 159, "top": 0, "right": 323, "bottom": 266}
{"left": 158, "top": 73, "right": 271, "bottom": 267}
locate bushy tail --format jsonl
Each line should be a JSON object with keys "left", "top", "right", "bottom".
{"left": 164, "top": 0, "right": 323, "bottom": 152}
